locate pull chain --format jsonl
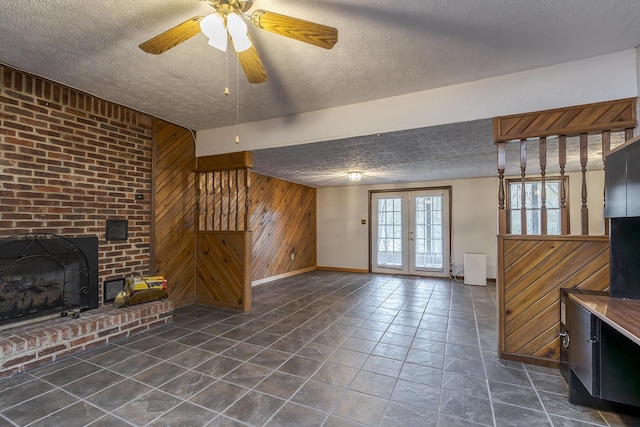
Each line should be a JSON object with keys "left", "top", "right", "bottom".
{"left": 224, "top": 45, "right": 230, "bottom": 96}
{"left": 235, "top": 54, "right": 240, "bottom": 144}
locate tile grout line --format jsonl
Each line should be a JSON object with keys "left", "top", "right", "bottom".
{"left": 470, "top": 284, "right": 498, "bottom": 427}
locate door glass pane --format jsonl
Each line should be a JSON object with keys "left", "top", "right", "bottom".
{"left": 377, "top": 197, "right": 403, "bottom": 267}
{"left": 414, "top": 195, "right": 443, "bottom": 269}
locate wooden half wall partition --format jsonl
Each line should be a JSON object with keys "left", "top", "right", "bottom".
{"left": 493, "top": 99, "right": 636, "bottom": 366}
{"left": 497, "top": 235, "right": 609, "bottom": 367}
{"left": 195, "top": 231, "right": 252, "bottom": 310}
{"left": 195, "top": 151, "right": 253, "bottom": 311}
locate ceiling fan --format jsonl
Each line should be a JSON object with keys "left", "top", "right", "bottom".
{"left": 139, "top": 0, "right": 338, "bottom": 84}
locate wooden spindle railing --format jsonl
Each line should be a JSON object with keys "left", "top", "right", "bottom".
{"left": 520, "top": 139, "right": 527, "bottom": 235}
{"left": 559, "top": 135, "right": 568, "bottom": 234}
{"left": 497, "top": 142, "right": 507, "bottom": 234}
{"left": 580, "top": 133, "right": 589, "bottom": 235}
{"left": 196, "top": 167, "right": 250, "bottom": 232}
{"left": 493, "top": 98, "right": 637, "bottom": 236}
{"left": 539, "top": 137, "right": 547, "bottom": 235}
{"left": 626, "top": 128, "right": 635, "bottom": 141}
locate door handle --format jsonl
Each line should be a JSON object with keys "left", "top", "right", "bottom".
{"left": 559, "top": 332, "right": 570, "bottom": 349}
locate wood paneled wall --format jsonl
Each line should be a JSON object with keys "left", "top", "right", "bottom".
{"left": 249, "top": 173, "right": 317, "bottom": 282}
{"left": 151, "top": 120, "right": 196, "bottom": 306}
{"left": 497, "top": 235, "right": 609, "bottom": 367}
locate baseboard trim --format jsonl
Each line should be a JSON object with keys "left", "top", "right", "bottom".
{"left": 316, "top": 266, "right": 369, "bottom": 274}
{"left": 499, "top": 351, "right": 560, "bottom": 369}
{"left": 252, "top": 267, "right": 317, "bottom": 287}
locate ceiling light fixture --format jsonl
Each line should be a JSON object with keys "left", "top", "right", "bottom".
{"left": 200, "top": 12, "right": 252, "bottom": 53}
{"left": 348, "top": 172, "right": 362, "bottom": 182}
{"left": 200, "top": 13, "right": 228, "bottom": 51}
{"left": 226, "top": 13, "right": 252, "bottom": 52}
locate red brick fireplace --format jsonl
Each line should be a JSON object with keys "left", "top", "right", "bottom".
{"left": 0, "top": 66, "right": 174, "bottom": 377}
{"left": 1, "top": 65, "right": 154, "bottom": 301}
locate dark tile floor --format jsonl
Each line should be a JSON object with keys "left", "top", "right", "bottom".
{"left": 1, "top": 271, "right": 639, "bottom": 426}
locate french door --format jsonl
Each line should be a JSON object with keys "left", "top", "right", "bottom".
{"left": 371, "top": 189, "right": 450, "bottom": 277}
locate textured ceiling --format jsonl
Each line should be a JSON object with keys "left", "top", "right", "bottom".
{"left": 1, "top": 0, "right": 639, "bottom": 187}
{"left": 251, "top": 121, "right": 627, "bottom": 187}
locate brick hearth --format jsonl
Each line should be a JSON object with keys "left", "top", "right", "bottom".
{"left": 0, "top": 301, "right": 173, "bottom": 379}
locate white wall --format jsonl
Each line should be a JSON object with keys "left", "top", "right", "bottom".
{"left": 317, "top": 171, "right": 606, "bottom": 279}
{"left": 569, "top": 170, "right": 606, "bottom": 236}
{"left": 317, "top": 177, "right": 499, "bottom": 279}
{"left": 317, "top": 186, "right": 371, "bottom": 270}
{"left": 197, "top": 49, "right": 638, "bottom": 156}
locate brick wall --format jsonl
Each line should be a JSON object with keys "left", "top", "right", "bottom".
{"left": 0, "top": 65, "right": 155, "bottom": 303}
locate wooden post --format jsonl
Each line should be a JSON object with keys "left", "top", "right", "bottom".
{"left": 580, "top": 133, "right": 589, "bottom": 235}
{"left": 602, "top": 131, "right": 610, "bottom": 235}
{"left": 520, "top": 139, "right": 527, "bottom": 235}
{"left": 497, "top": 142, "right": 507, "bottom": 234}
{"left": 559, "top": 136, "right": 568, "bottom": 234}
{"left": 539, "top": 137, "right": 547, "bottom": 235}
{"left": 626, "top": 128, "right": 635, "bottom": 141}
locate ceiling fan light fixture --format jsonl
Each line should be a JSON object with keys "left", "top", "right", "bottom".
{"left": 208, "top": 36, "right": 228, "bottom": 52}
{"left": 348, "top": 172, "right": 362, "bottom": 182}
{"left": 200, "top": 13, "right": 227, "bottom": 51}
{"left": 227, "top": 13, "right": 252, "bottom": 52}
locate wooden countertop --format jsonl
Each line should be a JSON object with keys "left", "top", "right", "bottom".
{"left": 569, "top": 293, "right": 640, "bottom": 346}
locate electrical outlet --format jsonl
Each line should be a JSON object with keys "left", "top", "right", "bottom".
{"left": 291, "top": 253, "right": 295, "bottom": 260}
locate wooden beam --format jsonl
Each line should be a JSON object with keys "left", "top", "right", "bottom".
{"left": 196, "top": 151, "right": 254, "bottom": 172}
{"left": 493, "top": 98, "right": 637, "bottom": 142}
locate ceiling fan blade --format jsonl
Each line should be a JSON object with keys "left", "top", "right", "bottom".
{"left": 235, "top": 43, "right": 268, "bottom": 84}
{"left": 251, "top": 10, "right": 338, "bottom": 50}
{"left": 139, "top": 16, "right": 204, "bottom": 55}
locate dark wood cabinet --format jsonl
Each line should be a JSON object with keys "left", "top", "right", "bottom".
{"left": 568, "top": 299, "right": 598, "bottom": 395}
{"left": 605, "top": 148, "right": 627, "bottom": 218}
{"left": 561, "top": 290, "right": 640, "bottom": 415}
{"left": 627, "top": 141, "right": 640, "bottom": 217}
{"left": 610, "top": 217, "right": 640, "bottom": 299}
{"left": 605, "top": 138, "right": 640, "bottom": 218}
{"left": 599, "top": 322, "right": 640, "bottom": 408}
